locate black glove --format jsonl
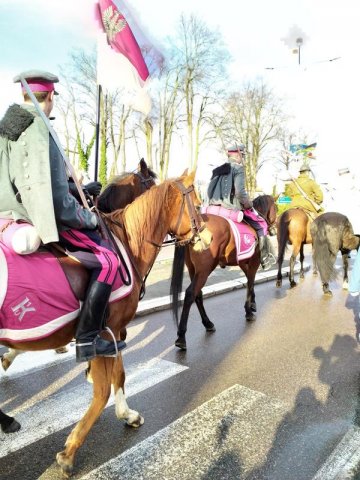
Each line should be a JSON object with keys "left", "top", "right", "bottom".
{"left": 84, "top": 181, "right": 102, "bottom": 196}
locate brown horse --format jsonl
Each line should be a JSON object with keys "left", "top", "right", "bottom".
{"left": 311, "top": 212, "right": 360, "bottom": 296}
{"left": 0, "top": 171, "right": 211, "bottom": 475}
{"left": 1, "top": 159, "right": 157, "bottom": 372}
{"left": 276, "top": 208, "right": 314, "bottom": 289}
{"left": 170, "top": 195, "right": 277, "bottom": 350}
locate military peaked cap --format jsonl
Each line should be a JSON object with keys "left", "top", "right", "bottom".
{"left": 13, "top": 70, "right": 59, "bottom": 95}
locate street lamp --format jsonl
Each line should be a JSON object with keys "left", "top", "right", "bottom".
{"left": 281, "top": 25, "right": 308, "bottom": 65}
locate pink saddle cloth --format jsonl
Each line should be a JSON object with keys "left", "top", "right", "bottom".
{"left": 202, "top": 206, "right": 257, "bottom": 261}
{"left": 0, "top": 240, "right": 133, "bottom": 343}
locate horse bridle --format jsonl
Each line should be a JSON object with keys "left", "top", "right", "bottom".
{"left": 134, "top": 171, "right": 155, "bottom": 192}
{"left": 171, "top": 181, "right": 205, "bottom": 247}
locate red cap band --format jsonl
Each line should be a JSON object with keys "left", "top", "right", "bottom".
{"left": 21, "top": 80, "right": 55, "bottom": 93}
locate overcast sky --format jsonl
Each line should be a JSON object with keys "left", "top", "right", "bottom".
{"left": 1, "top": 0, "right": 359, "bottom": 187}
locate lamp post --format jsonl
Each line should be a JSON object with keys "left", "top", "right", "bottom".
{"left": 281, "top": 25, "right": 308, "bottom": 65}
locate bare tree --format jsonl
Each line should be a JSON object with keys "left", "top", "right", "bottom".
{"left": 171, "top": 14, "right": 230, "bottom": 171}
{"left": 223, "top": 81, "right": 287, "bottom": 196}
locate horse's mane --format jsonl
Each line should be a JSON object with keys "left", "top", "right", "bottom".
{"left": 253, "top": 194, "right": 272, "bottom": 213}
{"left": 97, "top": 169, "right": 157, "bottom": 213}
{"left": 110, "top": 179, "right": 172, "bottom": 258}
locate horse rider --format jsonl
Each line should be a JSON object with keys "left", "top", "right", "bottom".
{"left": 0, "top": 69, "right": 124, "bottom": 363}
{"left": 284, "top": 163, "right": 324, "bottom": 218}
{"left": 207, "top": 143, "right": 275, "bottom": 270}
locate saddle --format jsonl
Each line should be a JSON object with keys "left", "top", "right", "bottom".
{"left": 0, "top": 240, "right": 133, "bottom": 343}
{"left": 202, "top": 205, "right": 257, "bottom": 261}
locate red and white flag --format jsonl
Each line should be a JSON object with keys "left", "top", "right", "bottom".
{"left": 94, "top": 0, "right": 152, "bottom": 115}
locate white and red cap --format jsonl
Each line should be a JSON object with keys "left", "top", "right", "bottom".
{"left": 227, "top": 144, "right": 246, "bottom": 154}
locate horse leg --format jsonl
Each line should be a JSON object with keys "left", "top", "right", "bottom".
{"left": 244, "top": 263, "right": 257, "bottom": 321}
{"left": 321, "top": 252, "right": 337, "bottom": 297}
{"left": 195, "top": 290, "right": 216, "bottom": 332}
{"left": 176, "top": 270, "right": 212, "bottom": 350}
{"left": 299, "top": 244, "right": 305, "bottom": 279}
{"left": 312, "top": 248, "right": 318, "bottom": 276}
{"left": 1, "top": 348, "right": 23, "bottom": 371}
{"left": 0, "top": 409, "right": 21, "bottom": 434}
{"left": 176, "top": 284, "right": 196, "bottom": 351}
{"left": 342, "top": 252, "right": 349, "bottom": 290}
{"left": 56, "top": 357, "right": 113, "bottom": 477}
{"left": 289, "top": 251, "right": 299, "bottom": 288}
{"left": 112, "top": 355, "right": 144, "bottom": 427}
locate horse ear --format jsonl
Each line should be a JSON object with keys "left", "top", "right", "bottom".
{"left": 139, "top": 158, "right": 148, "bottom": 175}
{"left": 181, "top": 168, "right": 188, "bottom": 176}
{"left": 184, "top": 169, "right": 196, "bottom": 186}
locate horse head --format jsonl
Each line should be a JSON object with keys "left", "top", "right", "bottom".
{"left": 170, "top": 170, "right": 212, "bottom": 252}
{"left": 97, "top": 160, "right": 156, "bottom": 213}
{"left": 253, "top": 194, "right": 277, "bottom": 235}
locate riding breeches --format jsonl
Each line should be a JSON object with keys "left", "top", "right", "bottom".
{"left": 243, "top": 208, "right": 268, "bottom": 237}
{"left": 59, "top": 229, "right": 118, "bottom": 285}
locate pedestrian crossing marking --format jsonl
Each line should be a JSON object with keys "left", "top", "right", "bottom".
{"left": 0, "top": 358, "right": 188, "bottom": 457}
{"left": 82, "top": 384, "right": 288, "bottom": 480}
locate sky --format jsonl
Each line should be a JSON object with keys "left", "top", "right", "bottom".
{"left": 1, "top": 0, "right": 360, "bottom": 190}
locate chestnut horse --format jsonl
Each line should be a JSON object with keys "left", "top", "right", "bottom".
{"left": 276, "top": 208, "right": 314, "bottom": 289}
{"left": 311, "top": 212, "right": 360, "bottom": 296}
{"left": 170, "top": 195, "right": 277, "bottom": 350}
{"left": 1, "top": 158, "right": 157, "bottom": 373}
{"left": 0, "top": 171, "right": 210, "bottom": 476}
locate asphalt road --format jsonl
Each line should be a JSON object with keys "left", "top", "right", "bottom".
{"left": 1, "top": 251, "right": 360, "bottom": 480}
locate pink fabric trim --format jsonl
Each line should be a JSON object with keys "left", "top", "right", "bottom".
{"left": 243, "top": 208, "right": 268, "bottom": 235}
{"left": 202, "top": 205, "right": 244, "bottom": 223}
{"left": 60, "top": 230, "right": 118, "bottom": 285}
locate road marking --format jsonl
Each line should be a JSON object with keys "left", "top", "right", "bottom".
{"left": 83, "top": 384, "right": 288, "bottom": 480}
{"left": 312, "top": 426, "right": 360, "bottom": 480}
{"left": 0, "top": 358, "right": 187, "bottom": 457}
{"left": 0, "top": 321, "right": 151, "bottom": 378}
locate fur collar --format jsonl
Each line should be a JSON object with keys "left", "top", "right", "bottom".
{"left": 0, "top": 104, "right": 35, "bottom": 141}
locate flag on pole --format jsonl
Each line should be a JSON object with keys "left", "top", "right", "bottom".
{"left": 94, "top": 0, "right": 152, "bottom": 115}
{"left": 290, "top": 143, "right": 317, "bottom": 158}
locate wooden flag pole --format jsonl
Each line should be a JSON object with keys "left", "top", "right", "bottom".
{"left": 94, "top": 84, "right": 102, "bottom": 182}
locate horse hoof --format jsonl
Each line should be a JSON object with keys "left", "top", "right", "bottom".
{"left": 300, "top": 273, "right": 305, "bottom": 279}
{"left": 55, "top": 346, "right": 68, "bottom": 354}
{"left": 56, "top": 451, "right": 74, "bottom": 478}
{"left": 290, "top": 281, "right": 297, "bottom": 288}
{"left": 126, "top": 413, "right": 144, "bottom": 428}
{"left": 324, "top": 290, "right": 333, "bottom": 297}
{"left": 342, "top": 281, "right": 349, "bottom": 290}
{"left": 203, "top": 321, "right": 216, "bottom": 332}
{"left": 2, "top": 419, "right": 21, "bottom": 434}
{"left": 175, "top": 339, "right": 187, "bottom": 350}
{"left": 251, "top": 303, "right": 257, "bottom": 312}
{"left": 313, "top": 271, "right": 318, "bottom": 276}
{"left": 246, "top": 314, "right": 256, "bottom": 322}
{"left": 276, "top": 280, "right": 282, "bottom": 288}
{"left": 0, "top": 355, "right": 11, "bottom": 372}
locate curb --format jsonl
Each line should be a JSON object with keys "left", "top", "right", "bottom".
{"left": 136, "top": 262, "right": 311, "bottom": 317}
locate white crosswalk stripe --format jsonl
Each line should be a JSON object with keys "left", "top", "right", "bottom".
{"left": 0, "top": 357, "right": 187, "bottom": 457}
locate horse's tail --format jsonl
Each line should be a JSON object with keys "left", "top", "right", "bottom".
{"left": 170, "top": 245, "right": 186, "bottom": 327}
{"left": 277, "top": 211, "right": 290, "bottom": 266}
{"left": 311, "top": 219, "right": 337, "bottom": 282}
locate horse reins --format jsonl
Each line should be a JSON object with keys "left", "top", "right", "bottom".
{"left": 171, "top": 182, "right": 205, "bottom": 247}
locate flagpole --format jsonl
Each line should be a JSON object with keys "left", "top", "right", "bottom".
{"left": 94, "top": 84, "right": 102, "bottom": 182}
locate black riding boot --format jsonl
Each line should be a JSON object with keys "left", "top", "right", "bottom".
{"left": 75, "top": 281, "right": 126, "bottom": 363}
{"left": 258, "top": 235, "right": 276, "bottom": 271}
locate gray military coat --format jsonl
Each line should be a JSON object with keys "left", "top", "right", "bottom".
{"left": 0, "top": 104, "right": 96, "bottom": 244}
